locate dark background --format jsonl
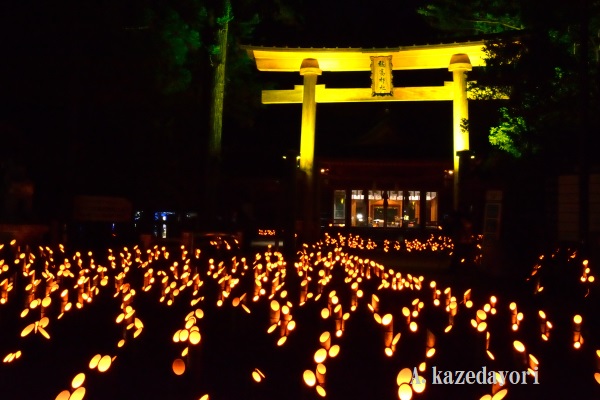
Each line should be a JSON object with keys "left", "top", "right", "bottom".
{"left": 0, "top": 0, "right": 499, "bottom": 221}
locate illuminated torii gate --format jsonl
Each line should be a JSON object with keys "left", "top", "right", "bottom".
{"left": 244, "top": 41, "right": 496, "bottom": 241}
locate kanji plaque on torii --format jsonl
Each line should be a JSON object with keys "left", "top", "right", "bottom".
{"left": 371, "top": 55, "right": 393, "bottom": 96}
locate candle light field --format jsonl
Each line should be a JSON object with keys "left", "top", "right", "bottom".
{"left": 0, "top": 233, "right": 598, "bottom": 399}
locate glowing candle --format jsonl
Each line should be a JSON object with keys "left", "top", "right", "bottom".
{"left": 328, "top": 344, "right": 340, "bottom": 358}
{"left": 426, "top": 329, "right": 436, "bottom": 357}
{"left": 528, "top": 353, "right": 539, "bottom": 373}
{"left": 398, "top": 383, "right": 413, "bottom": 400}
{"left": 252, "top": 368, "right": 265, "bottom": 383}
{"left": 71, "top": 373, "right": 86, "bottom": 389}
{"left": 319, "top": 331, "right": 331, "bottom": 350}
{"left": 509, "top": 302, "right": 518, "bottom": 331}
{"left": 573, "top": 314, "right": 583, "bottom": 349}
{"left": 314, "top": 348, "right": 327, "bottom": 364}
{"left": 55, "top": 390, "right": 71, "bottom": 400}
{"left": 371, "top": 294, "right": 379, "bottom": 313}
{"left": 513, "top": 340, "right": 527, "bottom": 366}
{"left": 316, "top": 363, "right": 326, "bottom": 385}
{"left": 269, "top": 300, "right": 280, "bottom": 325}
{"left": 463, "top": 288, "right": 471, "bottom": 304}
{"left": 303, "top": 370, "right": 316, "bottom": 387}
{"left": 69, "top": 387, "right": 86, "bottom": 400}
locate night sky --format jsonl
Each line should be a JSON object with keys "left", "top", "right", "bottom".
{"left": 0, "top": 0, "right": 499, "bottom": 216}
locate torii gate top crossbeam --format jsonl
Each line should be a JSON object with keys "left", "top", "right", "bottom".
{"left": 243, "top": 41, "right": 487, "bottom": 72}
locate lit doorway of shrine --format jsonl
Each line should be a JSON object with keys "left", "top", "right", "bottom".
{"left": 334, "top": 190, "right": 439, "bottom": 228}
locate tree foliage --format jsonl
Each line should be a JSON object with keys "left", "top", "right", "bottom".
{"left": 142, "top": 5, "right": 204, "bottom": 94}
{"left": 1, "top": 0, "right": 305, "bottom": 215}
{"left": 418, "top": 0, "right": 524, "bottom": 35}
{"left": 419, "top": 0, "right": 600, "bottom": 168}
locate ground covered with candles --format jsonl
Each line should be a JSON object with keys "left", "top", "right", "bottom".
{"left": 1, "top": 233, "right": 598, "bottom": 399}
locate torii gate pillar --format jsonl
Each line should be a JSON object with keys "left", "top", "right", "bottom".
{"left": 299, "top": 59, "right": 322, "bottom": 242}
{"left": 449, "top": 54, "right": 472, "bottom": 210}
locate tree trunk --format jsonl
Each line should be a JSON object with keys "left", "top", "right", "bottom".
{"left": 204, "top": 0, "right": 230, "bottom": 223}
